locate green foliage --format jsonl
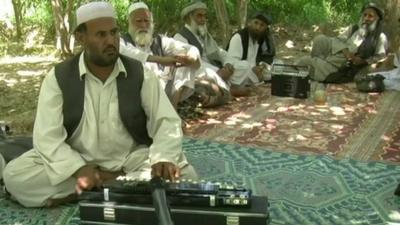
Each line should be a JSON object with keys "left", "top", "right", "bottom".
{"left": 4, "top": 0, "right": 367, "bottom": 46}
{"left": 327, "top": 0, "right": 367, "bottom": 25}
{"left": 109, "top": 0, "right": 130, "bottom": 33}
{"left": 23, "top": 1, "right": 55, "bottom": 42}
{"left": 248, "top": 0, "right": 362, "bottom": 26}
{"left": 143, "top": 0, "right": 187, "bottom": 35}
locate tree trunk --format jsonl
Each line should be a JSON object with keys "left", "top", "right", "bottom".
{"left": 213, "top": 0, "right": 230, "bottom": 45}
{"left": 379, "top": 0, "right": 400, "bottom": 52}
{"left": 11, "top": 0, "right": 23, "bottom": 42}
{"left": 237, "top": 0, "right": 248, "bottom": 29}
{"left": 51, "top": 0, "right": 74, "bottom": 59}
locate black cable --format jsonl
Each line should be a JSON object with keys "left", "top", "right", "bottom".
{"left": 150, "top": 176, "right": 174, "bottom": 225}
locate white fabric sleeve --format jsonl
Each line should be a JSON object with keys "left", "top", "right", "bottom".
{"left": 140, "top": 67, "right": 185, "bottom": 166}
{"left": 173, "top": 33, "right": 189, "bottom": 44}
{"left": 217, "top": 47, "right": 231, "bottom": 65}
{"left": 227, "top": 33, "right": 244, "bottom": 61}
{"left": 119, "top": 38, "right": 150, "bottom": 63}
{"left": 366, "top": 33, "right": 388, "bottom": 65}
{"left": 161, "top": 36, "right": 200, "bottom": 60}
{"left": 33, "top": 68, "right": 86, "bottom": 185}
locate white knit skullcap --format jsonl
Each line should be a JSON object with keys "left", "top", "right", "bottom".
{"left": 181, "top": 0, "right": 207, "bottom": 18}
{"left": 76, "top": 2, "right": 116, "bottom": 27}
{"left": 128, "top": 2, "right": 149, "bottom": 15}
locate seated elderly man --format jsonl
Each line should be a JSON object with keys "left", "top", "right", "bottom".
{"left": 121, "top": 2, "right": 229, "bottom": 108}
{"left": 3, "top": 2, "right": 197, "bottom": 208}
{"left": 226, "top": 11, "right": 276, "bottom": 82}
{"left": 120, "top": 2, "right": 200, "bottom": 109}
{"left": 297, "top": 3, "right": 387, "bottom": 83}
{"left": 174, "top": 0, "right": 255, "bottom": 97}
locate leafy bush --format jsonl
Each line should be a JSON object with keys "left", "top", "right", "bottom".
{"left": 4, "top": 0, "right": 367, "bottom": 46}
{"left": 248, "top": 0, "right": 362, "bottom": 26}
{"left": 23, "top": 1, "right": 55, "bottom": 43}
{"left": 110, "top": 0, "right": 130, "bottom": 34}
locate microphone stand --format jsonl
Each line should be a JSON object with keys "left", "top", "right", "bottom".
{"left": 150, "top": 176, "right": 174, "bottom": 225}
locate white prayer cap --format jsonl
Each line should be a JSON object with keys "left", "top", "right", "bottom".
{"left": 128, "top": 2, "right": 149, "bottom": 15}
{"left": 76, "top": 1, "right": 117, "bottom": 28}
{"left": 181, "top": 0, "right": 207, "bottom": 19}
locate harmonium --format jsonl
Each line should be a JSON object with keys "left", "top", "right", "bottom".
{"left": 271, "top": 64, "right": 310, "bottom": 99}
{"left": 79, "top": 177, "right": 270, "bottom": 225}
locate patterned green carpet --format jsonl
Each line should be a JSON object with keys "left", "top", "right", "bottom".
{"left": 1, "top": 138, "right": 400, "bottom": 225}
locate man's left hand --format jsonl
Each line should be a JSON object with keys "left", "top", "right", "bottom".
{"left": 158, "top": 56, "right": 179, "bottom": 66}
{"left": 216, "top": 63, "right": 235, "bottom": 81}
{"left": 350, "top": 56, "right": 367, "bottom": 66}
{"left": 151, "top": 162, "right": 181, "bottom": 181}
{"left": 175, "top": 55, "right": 200, "bottom": 68}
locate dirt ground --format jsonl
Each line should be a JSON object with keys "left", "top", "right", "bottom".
{"left": 0, "top": 25, "right": 337, "bottom": 135}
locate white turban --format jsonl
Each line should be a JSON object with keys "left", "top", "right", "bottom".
{"left": 128, "top": 2, "right": 149, "bottom": 15}
{"left": 76, "top": 2, "right": 116, "bottom": 28}
{"left": 181, "top": 0, "right": 207, "bottom": 19}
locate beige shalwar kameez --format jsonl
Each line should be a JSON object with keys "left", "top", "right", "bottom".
{"left": 3, "top": 53, "right": 197, "bottom": 207}
{"left": 120, "top": 35, "right": 201, "bottom": 102}
{"left": 174, "top": 25, "right": 253, "bottom": 88}
{"left": 297, "top": 25, "right": 387, "bottom": 81}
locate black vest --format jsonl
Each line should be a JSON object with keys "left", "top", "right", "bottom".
{"left": 177, "top": 27, "right": 203, "bottom": 56}
{"left": 54, "top": 54, "right": 153, "bottom": 146}
{"left": 122, "top": 33, "right": 164, "bottom": 70}
{"left": 227, "top": 28, "right": 276, "bottom": 64}
{"left": 349, "top": 25, "right": 380, "bottom": 60}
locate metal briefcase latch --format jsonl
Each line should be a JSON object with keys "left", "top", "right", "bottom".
{"left": 103, "top": 207, "right": 116, "bottom": 221}
{"left": 226, "top": 216, "right": 239, "bottom": 225}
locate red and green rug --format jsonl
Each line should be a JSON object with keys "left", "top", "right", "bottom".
{"left": 184, "top": 83, "right": 400, "bottom": 163}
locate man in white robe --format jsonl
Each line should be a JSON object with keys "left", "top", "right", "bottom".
{"left": 120, "top": 2, "right": 201, "bottom": 109}
{"left": 297, "top": 3, "right": 387, "bottom": 82}
{"left": 226, "top": 12, "right": 277, "bottom": 82}
{"left": 174, "top": 0, "right": 254, "bottom": 97}
{"left": 2, "top": 2, "right": 197, "bottom": 208}
{"left": 121, "top": 2, "right": 229, "bottom": 108}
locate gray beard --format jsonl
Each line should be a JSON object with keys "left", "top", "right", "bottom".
{"left": 358, "top": 19, "right": 377, "bottom": 37}
{"left": 189, "top": 20, "right": 207, "bottom": 38}
{"left": 128, "top": 25, "right": 154, "bottom": 48}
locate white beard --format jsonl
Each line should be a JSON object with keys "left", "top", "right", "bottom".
{"left": 359, "top": 23, "right": 368, "bottom": 38}
{"left": 358, "top": 19, "right": 377, "bottom": 37}
{"left": 128, "top": 23, "right": 154, "bottom": 48}
{"left": 367, "top": 20, "right": 377, "bottom": 32}
{"left": 189, "top": 20, "right": 207, "bottom": 38}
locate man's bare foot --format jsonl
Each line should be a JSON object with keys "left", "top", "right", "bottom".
{"left": 230, "top": 86, "right": 252, "bottom": 97}
{"left": 217, "top": 67, "right": 233, "bottom": 81}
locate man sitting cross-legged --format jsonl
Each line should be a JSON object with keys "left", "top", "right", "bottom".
{"left": 121, "top": 2, "right": 230, "bottom": 108}
{"left": 2, "top": 1, "right": 197, "bottom": 208}
{"left": 174, "top": 0, "right": 257, "bottom": 97}
{"left": 226, "top": 11, "right": 277, "bottom": 82}
{"left": 297, "top": 2, "right": 388, "bottom": 83}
